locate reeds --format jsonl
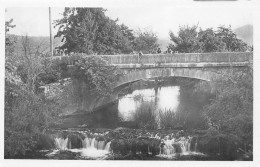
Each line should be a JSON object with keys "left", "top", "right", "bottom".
{"left": 132, "top": 101, "right": 157, "bottom": 129}
{"left": 158, "top": 109, "right": 178, "bottom": 129}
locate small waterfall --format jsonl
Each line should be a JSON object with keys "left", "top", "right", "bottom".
{"left": 82, "top": 138, "right": 91, "bottom": 148}
{"left": 179, "top": 136, "right": 192, "bottom": 153}
{"left": 53, "top": 135, "right": 112, "bottom": 158}
{"left": 162, "top": 138, "right": 175, "bottom": 155}
{"left": 54, "top": 135, "right": 111, "bottom": 153}
{"left": 194, "top": 136, "right": 198, "bottom": 152}
{"left": 90, "top": 138, "right": 96, "bottom": 148}
{"left": 104, "top": 141, "right": 111, "bottom": 151}
{"left": 97, "top": 141, "right": 106, "bottom": 150}
{"left": 82, "top": 138, "right": 109, "bottom": 151}
{"left": 54, "top": 137, "right": 69, "bottom": 150}
{"left": 160, "top": 136, "right": 193, "bottom": 155}
{"left": 80, "top": 138, "right": 111, "bottom": 158}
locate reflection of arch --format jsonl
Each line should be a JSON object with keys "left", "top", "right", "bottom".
{"left": 115, "top": 68, "right": 218, "bottom": 88}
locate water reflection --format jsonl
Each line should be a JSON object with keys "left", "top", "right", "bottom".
{"left": 118, "top": 86, "right": 180, "bottom": 121}
{"left": 91, "top": 79, "right": 211, "bottom": 129}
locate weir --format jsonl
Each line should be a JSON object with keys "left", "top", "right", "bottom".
{"left": 52, "top": 131, "right": 199, "bottom": 158}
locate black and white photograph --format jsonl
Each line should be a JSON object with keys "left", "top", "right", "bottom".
{"left": 1, "top": 0, "right": 260, "bottom": 166}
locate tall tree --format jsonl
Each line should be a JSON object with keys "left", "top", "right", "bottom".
{"left": 216, "top": 26, "right": 248, "bottom": 52}
{"left": 168, "top": 25, "right": 202, "bottom": 53}
{"left": 198, "top": 28, "right": 227, "bottom": 52}
{"left": 168, "top": 25, "right": 249, "bottom": 53}
{"left": 133, "top": 29, "right": 159, "bottom": 54}
{"left": 55, "top": 8, "right": 134, "bottom": 55}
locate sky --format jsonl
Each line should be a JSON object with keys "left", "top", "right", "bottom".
{"left": 5, "top": 0, "right": 253, "bottom": 40}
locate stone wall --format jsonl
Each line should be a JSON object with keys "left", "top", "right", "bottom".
{"left": 50, "top": 52, "right": 253, "bottom": 66}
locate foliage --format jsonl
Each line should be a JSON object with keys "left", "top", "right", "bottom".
{"left": 198, "top": 28, "right": 226, "bottom": 52}
{"left": 5, "top": 54, "right": 63, "bottom": 157}
{"left": 168, "top": 25, "right": 249, "bottom": 53}
{"left": 216, "top": 26, "right": 248, "bottom": 52}
{"left": 5, "top": 20, "right": 62, "bottom": 158}
{"left": 70, "top": 55, "right": 119, "bottom": 97}
{"left": 57, "top": 55, "right": 121, "bottom": 112}
{"left": 54, "top": 8, "right": 135, "bottom": 55}
{"left": 5, "top": 18, "right": 16, "bottom": 46}
{"left": 133, "top": 29, "right": 159, "bottom": 54}
{"left": 203, "top": 67, "right": 253, "bottom": 145}
{"left": 168, "top": 25, "right": 202, "bottom": 53}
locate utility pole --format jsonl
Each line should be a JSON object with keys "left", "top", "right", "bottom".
{"left": 49, "top": 7, "right": 53, "bottom": 56}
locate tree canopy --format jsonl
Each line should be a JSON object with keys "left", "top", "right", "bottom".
{"left": 133, "top": 29, "right": 159, "bottom": 54}
{"left": 169, "top": 25, "right": 201, "bottom": 53}
{"left": 168, "top": 25, "right": 249, "bottom": 53}
{"left": 55, "top": 8, "right": 135, "bottom": 55}
{"left": 55, "top": 8, "right": 159, "bottom": 55}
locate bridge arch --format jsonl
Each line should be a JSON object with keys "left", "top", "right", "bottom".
{"left": 115, "top": 68, "right": 218, "bottom": 88}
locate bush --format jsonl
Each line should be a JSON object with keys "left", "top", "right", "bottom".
{"left": 201, "top": 67, "right": 253, "bottom": 158}
{"left": 5, "top": 74, "right": 62, "bottom": 158}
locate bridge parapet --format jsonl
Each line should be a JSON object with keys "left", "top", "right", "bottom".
{"left": 50, "top": 52, "right": 253, "bottom": 66}
{"left": 104, "top": 52, "right": 253, "bottom": 64}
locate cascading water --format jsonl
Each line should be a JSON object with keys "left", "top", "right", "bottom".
{"left": 82, "top": 138, "right": 108, "bottom": 150}
{"left": 194, "top": 136, "right": 198, "bottom": 152}
{"left": 54, "top": 137, "right": 69, "bottom": 150}
{"left": 52, "top": 132, "right": 112, "bottom": 159}
{"left": 160, "top": 136, "right": 193, "bottom": 155}
{"left": 80, "top": 138, "right": 111, "bottom": 158}
{"left": 49, "top": 130, "right": 203, "bottom": 159}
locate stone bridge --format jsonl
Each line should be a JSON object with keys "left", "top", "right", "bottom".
{"left": 50, "top": 52, "right": 253, "bottom": 112}
{"left": 51, "top": 52, "right": 252, "bottom": 87}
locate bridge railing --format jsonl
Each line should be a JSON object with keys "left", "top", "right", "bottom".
{"left": 49, "top": 52, "right": 253, "bottom": 65}
{"left": 104, "top": 52, "right": 253, "bottom": 64}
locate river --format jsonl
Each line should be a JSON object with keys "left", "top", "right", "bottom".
{"left": 91, "top": 78, "right": 212, "bottom": 130}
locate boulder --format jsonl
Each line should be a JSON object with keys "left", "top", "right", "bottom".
{"left": 68, "top": 134, "right": 83, "bottom": 149}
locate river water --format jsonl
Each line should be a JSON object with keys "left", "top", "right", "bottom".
{"left": 40, "top": 79, "right": 213, "bottom": 160}
{"left": 91, "top": 78, "right": 212, "bottom": 129}
{"left": 118, "top": 86, "right": 180, "bottom": 121}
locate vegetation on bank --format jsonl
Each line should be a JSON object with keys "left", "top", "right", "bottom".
{"left": 5, "top": 20, "right": 63, "bottom": 158}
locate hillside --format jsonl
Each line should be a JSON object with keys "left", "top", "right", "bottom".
{"left": 6, "top": 34, "right": 63, "bottom": 55}
{"left": 157, "top": 38, "right": 172, "bottom": 51}
{"left": 234, "top": 24, "right": 253, "bottom": 46}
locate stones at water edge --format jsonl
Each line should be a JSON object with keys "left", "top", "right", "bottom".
{"left": 68, "top": 133, "right": 83, "bottom": 149}
{"left": 110, "top": 138, "right": 161, "bottom": 156}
